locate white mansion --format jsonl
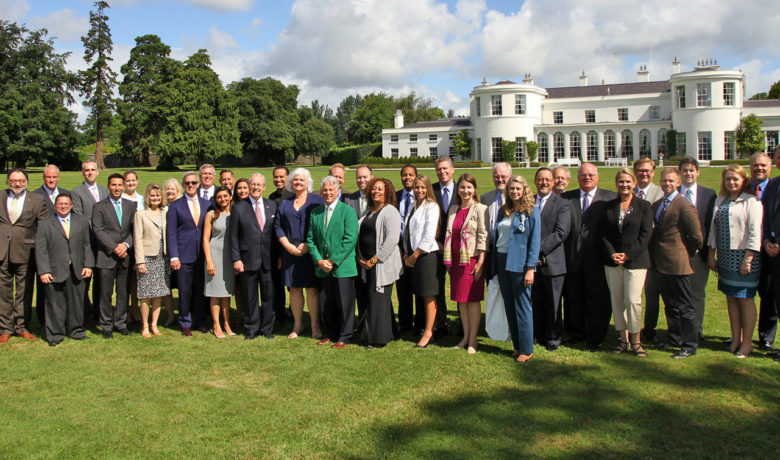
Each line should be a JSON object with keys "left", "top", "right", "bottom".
{"left": 381, "top": 59, "right": 780, "bottom": 164}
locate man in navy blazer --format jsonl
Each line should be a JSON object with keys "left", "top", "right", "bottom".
{"left": 760, "top": 146, "right": 780, "bottom": 353}
{"left": 532, "top": 167, "right": 571, "bottom": 351}
{"left": 561, "top": 163, "right": 616, "bottom": 349}
{"left": 166, "top": 171, "right": 211, "bottom": 336}
{"left": 432, "top": 155, "right": 456, "bottom": 336}
{"left": 230, "top": 173, "right": 278, "bottom": 339}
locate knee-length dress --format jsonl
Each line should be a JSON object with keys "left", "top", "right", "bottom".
{"left": 137, "top": 214, "right": 171, "bottom": 299}
{"left": 204, "top": 212, "right": 235, "bottom": 298}
{"left": 715, "top": 199, "right": 760, "bottom": 298}
{"left": 274, "top": 193, "right": 324, "bottom": 288}
{"left": 449, "top": 207, "right": 485, "bottom": 302}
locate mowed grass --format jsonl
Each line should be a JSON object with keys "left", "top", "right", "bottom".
{"left": 1, "top": 164, "right": 779, "bottom": 459}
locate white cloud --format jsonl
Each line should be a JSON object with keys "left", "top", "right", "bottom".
{"left": 0, "top": 0, "right": 29, "bottom": 21}
{"left": 172, "top": 0, "right": 254, "bottom": 12}
{"left": 249, "top": 17, "right": 262, "bottom": 31}
{"left": 28, "top": 8, "right": 88, "bottom": 44}
{"left": 206, "top": 25, "right": 240, "bottom": 50}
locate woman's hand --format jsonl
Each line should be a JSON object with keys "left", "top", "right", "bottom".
{"left": 298, "top": 243, "right": 309, "bottom": 255}
{"left": 137, "top": 263, "right": 147, "bottom": 275}
{"left": 206, "top": 261, "right": 215, "bottom": 276}
{"left": 472, "top": 261, "right": 483, "bottom": 279}
{"left": 740, "top": 258, "right": 752, "bottom": 275}
{"left": 708, "top": 252, "right": 717, "bottom": 271}
{"left": 285, "top": 242, "right": 301, "bottom": 256}
{"left": 611, "top": 253, "right": 625, "bottom": 265}
{"left": 404, "top": 254, "right": 417, "bottom": 268}
{"left": 524, "top": 269, "right": 534, "bottom": 287}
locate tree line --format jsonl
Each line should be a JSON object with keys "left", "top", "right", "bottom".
{"left": 1, "top": 1, "right": 448, "bottom": 170}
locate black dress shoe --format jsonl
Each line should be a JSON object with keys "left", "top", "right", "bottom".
{"left": 118, "top": 329, "right": 132, "bottom": 336}
{"left": 722, "top": 337, "right": 733, "bottom": 345}
{"left": 48, "top": 340, "right": 62, "bottom": 347}
{"left": 71, "top": 336, "right": 90, "bottom": 341}
{"left": 263, "top": 333, "right": 275, "bottom": 339}
{"left": 245, "top": 333, "right": 257, "bottom": 340}
{"left": 546, "top": 343, "right": 559, "bottom": 352}
{"left": 198, "top": 326, "right": 210, "bottom": 334}
{"left": 758, "top": 341, "right": 773, "bottom": 351}
{"left": 672, "top": 350, "right": 693, "bottom": 359}
{"left": 587, "top": 342, "right": 603, "bottom": 351}
{"left": 102, "top": 331, "right": 113, "bottom": 339}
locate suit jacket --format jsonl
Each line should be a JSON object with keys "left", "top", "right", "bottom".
{"left": 134, "top": 209, "right": 167, "bottom": 264}
{"left": 678, "top": 184, "right": 716, "bottom": 262}
{"left": 434, "top": 182, "right": 456, "bottom": 244}
{"left": 307, "top": 201, "right": 358, "bottom": 278}
{"left": 537, "top": 193, "right": 571, "bottom": 276}
{"left": 268, "top": 188, "right": 294, "bottom": 204}
{"left": 35, "top": 213, "right": 94, "bottom": 282}
{"left": 91, "top": 197, "right": 136, "bottom": 269}
{"left": 345, "top": 190, "right": 367, "bottom": 218}
{"left": 165, "top": 195, "right": 211, "bottom": 264}
{"left": 561, "top": 187, "right": 617, "bottom": 272}
{"left": 493, "top": 208, "right": 541, "bottom": 274}
{"left": 0, "top": 190, "right": 49, "bottom": 264}
{"left": 70, "top": 182, "right": 109, "bottom": 222}
{"left": 229, "top": 197, "right": 277, "bottom": 271}
{"left": 649, "top": 195, "right": 703, "bottom": 275}
{"left": 32, "top": 185, "right": 68, "bottom": 216}
{"left": 600, "top": 197, "right": 653, "bottom": 269}
{"left": 763, "top": 176, "right": 780, "bottom": 249}
{"left": 636, "top": 183, "right": 663, "bottom": 203}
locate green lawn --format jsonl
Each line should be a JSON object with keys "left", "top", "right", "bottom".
{"left": 1, "top": 164, "right": 778, "bottom": 458}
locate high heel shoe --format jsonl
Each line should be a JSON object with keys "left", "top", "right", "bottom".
{"left": 415, "top": 334, "right": 435, "bottom": 348}
{"left": 467, "top": 346, "right": 477, "bottom": 354}
{"left": 735, "top": 346, "right": 752, "bottom": 358}
{"left": 141, "top": 327, "right": 151, "bottom": 338}
{"left": 150, "top": 326, "right": 162, "bottom": 336}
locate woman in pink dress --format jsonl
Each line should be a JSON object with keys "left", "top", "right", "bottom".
{"left": 444, "top": 173, "right": 488, "bottom": 354}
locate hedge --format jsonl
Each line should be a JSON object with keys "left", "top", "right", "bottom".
{"left": 321, "top": 143, "right": 381, "bottom": 166}
{"left": 710, "top": 159, "right": 750, "bottom": 166}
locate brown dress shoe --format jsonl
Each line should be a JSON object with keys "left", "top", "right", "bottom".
{"left": 18, "top": 331, "right": 36, "bottom": 340}
{"left": 0, "top": 334, "right": 10, "bottom": 344}
{"left": 331, "top": 341, "right": 346, "bottom": 349}
{"left": 317, "top": 338, "right": 331, "bottom": 346}
{"left": 181, "top": 327, "right": 192, "bottom": 337}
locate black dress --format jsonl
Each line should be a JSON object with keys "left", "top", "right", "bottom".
{"left": 357, "top": 211, "right": 395, "bottom": 346}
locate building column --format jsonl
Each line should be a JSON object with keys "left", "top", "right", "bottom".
{"left": 564, "top": 132, "right": 571, "bottom": 160}
{"left": 598, "top": 131, "right": 605, "bottom": 162}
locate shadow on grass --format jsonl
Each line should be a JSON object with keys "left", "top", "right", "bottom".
{"left": 360, "top": 358, "right": 780, "bottom": 459}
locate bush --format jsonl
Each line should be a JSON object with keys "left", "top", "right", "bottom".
{"left": 322, "top": 143, "right": 381, "bottom": 166}
{"left": 710, "top": 159, "right": 750, "bottom": 166}
{"left": 661, "top": 155, "right": 689, "bottom": 166}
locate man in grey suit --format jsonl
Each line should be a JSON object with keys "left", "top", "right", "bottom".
{"left": 35, "top": 193, "right": 94, "bottom": 346}
{"left": 70, "top": 161, "right": 109, "bottom": 323}
{"left": 481, "top": 162, "right": 511, "bottom": 340}
{"left": 532, "top": 167, "right": 571, "bottom": 351}
{"left": 92, "top": 173, "right": 136, "bottom": 338}
{"left": 30, "top": 165, "right": 68, "bottom": 328}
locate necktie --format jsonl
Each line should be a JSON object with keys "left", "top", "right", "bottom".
{"left": 114, "top": 200, "right": 122, "bottom": 224}
{"left": 492, "top": 192, "right": 502, "bottom": 233}
{"left": 50, "top": 189, "right": 57, "bottom": 203}
{"left": 401, "top": 193, "right": 411, "bottom": 235}
{"left": 91, "top": 186, "right": 99, "bottom": 202}
{"left": 582, "top": 192, "right": 590, "bottom": 212}
{"left": 636, "top": 189, "right": 645, "bottom": 200}
{"left": 756, "top": 184, "right": 762, "bottom": 199}
{"left": 9, "top": 195, "right": 21, "bottom": 223}
{"left": 685, "top": 188, "right": 694, "bottom": 204}
{"left": 191, "top": 196, "right": 199, "bottom": 225}
{"left": 657, "top": 198, "right": 670, "bottom": 224}
{"left": 442, "top": 187, "right": 450, "bottom": 211}
{"left": 360, "top": 195, "right": 366, "bottom": 214}
{"left": 324, "top": 206, "right": 331, "bottom": 232}
{"left": 62, "top": 217, "right": 70, "bottom": 238}
{"left": 202, "top": 189, "right": 208, "bottom": 200}
{"left": 255, "top": 201, "right": 264, "bottom": 230}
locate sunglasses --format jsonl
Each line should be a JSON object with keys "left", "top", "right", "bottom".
{"left": 183, "top": 181, "right": 198, "bottom": 186}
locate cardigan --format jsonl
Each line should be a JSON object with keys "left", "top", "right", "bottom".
{"left": 443, "top": 202, "right": 488, "bottom": 266}
{"left": 357, "top": 205, "right": 402, "bottom": 293}
{"left": 708, "top": 193, "right": 763, "bottom": 252}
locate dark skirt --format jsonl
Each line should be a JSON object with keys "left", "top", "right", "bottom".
{"left": 357, "top": 269, "right": 395, "bottom": 345}
{"left": 408, "top": 252, "right": 438, "bottom": 297}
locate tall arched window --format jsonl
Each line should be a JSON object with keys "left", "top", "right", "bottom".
{"left": 621, "top": 129, "right": 634, "bottom": 158}
{"left": 604, "top": 130, "right": 616, "bottom": 158}
{"left": 537, "top": 133, "right": 548, "bottom": 163}
{"left": 586, "top": 131, "right": 598, "bottom": 161}
{"left": 639, "top": 129, "right": 651, "bottom": 158}
{"left": 553, "top": 132, "right": 565, "bottom": 161}
{"left": 657, "top": 128, "right": 667, "bottom": 156}
{"left": 570, "top": 131, "right": 581, "bottom": 160}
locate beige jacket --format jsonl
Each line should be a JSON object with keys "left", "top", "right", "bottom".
{"left": 444, "top": 202, "right": 488, "bottom": 265}
{"left": 134, "top": 209, "right": 167, "bottom": 264}
{"left": 708, "top": 193, "right": 763, "bottom": 252}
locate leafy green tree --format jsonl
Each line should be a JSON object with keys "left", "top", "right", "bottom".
{"left": 769, "top": 81, "right": 780, "bottom": 100}
{"left": 310, "top": 100, "right": 334, "bottom": 121}
{"left": 0, "top": 21, "right": 79, "bottom": 170}
{"left": 501, "top": 139, "right": 517, "bottom": 164}
{"left": 394, "top": 91, "right": 445, "bottom": 126}
{"left": 736, "top": 114, "right": 765, "bottom": 159}
{"left": 228, "top": 77, "right": 300, "bottom": 165}
{"left": 296, "top": 117, "right": 334, "bottom": 160}
{"left": 334, "top": 94, "right": 363, "bottom": 145}
{"left": 349, "top": 93, "right": 395, "bottom": 144}
{"left": 156, "top": 49, "right": 240, "bottom": 167}
{"left": 79, "top": 1, "right": 117, "bottom": 170}
{"left": 453, "top": 130, "right": 472, "bottom": 160}
{"left": 526, "top": 141, "right": 539, "bottom": 163}
{"left": 117, "top": 34, "right": 180, "bottom": 165}
{"left": 446, "top": 108, "right": 455, "bottom": 118}
{"left": 749, "top": 92, "right": 768, "bottom": 101}
{"left": 665, "top": 130, "right": 677, "bottom": 157}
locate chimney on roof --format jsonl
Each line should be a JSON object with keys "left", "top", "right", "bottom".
{"left": 394, "top": 109, "right": 404, "bottom": 129}
{"left": 579, "top": 70, "right": 588, "bottom": 87}
{"left": 637, "top": 64, "right": 649, "bottom": 82}
{"left": 523, "top": 73, "right": 533, "bottom": 85}
{"left": 481, "top": 77, "right": 489, "bottom": 86}
{"left": 672, "top": 57, "right": 680, "bottom": 74}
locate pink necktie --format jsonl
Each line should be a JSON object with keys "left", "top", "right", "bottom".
{"left": 91, "top": 187, "right": 99, "bottom": 201}
{"left": 255, "top": 202, "right": 264, "bottom": 230}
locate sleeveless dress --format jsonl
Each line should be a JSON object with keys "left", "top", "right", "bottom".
{"left": 204, "top": 212, "right": 235, "bottom": 298}
{"left": 449, "top": 207, "right": 485, "bottom": 302}
{"left": 136, "top": 213, "right": 171, "bottom": 299}
{"left": 714, "top": 199, "right": 760, "bottom": 298}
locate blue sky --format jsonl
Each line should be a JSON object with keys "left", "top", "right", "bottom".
{"left": 4, "top": 0, "right": 780, "bottom": 121}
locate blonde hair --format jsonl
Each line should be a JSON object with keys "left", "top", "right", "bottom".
{"left": 504, "top": 175, "right": 535, "bottom": 216}
{"left": 719, "top": 164, "right": 752, "bottom": 196}
{"left": 413, "top": 174, "right": 436, "bottom": 205}
{"left": 163, "top": 178, "right": 183, "bottom": 201}
{"left": 143, "top": 183, "right": 167, "bottom": 209}
{"left": 615, "top": 167, "right": 636, "bottom": 185}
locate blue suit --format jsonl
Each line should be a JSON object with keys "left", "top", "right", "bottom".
{"left": 493, "top": 208, "right": 541, "bottom": 355}
{"left": 166, "top": 195, "right": 211, "bottom": 329}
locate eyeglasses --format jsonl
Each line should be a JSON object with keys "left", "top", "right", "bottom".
{"left": 183, "top": 181, "right": 198, "bottom": 186}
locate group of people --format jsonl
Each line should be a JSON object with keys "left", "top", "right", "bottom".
{"left": 1, "top": 153, "right": 779, "bottom": 363}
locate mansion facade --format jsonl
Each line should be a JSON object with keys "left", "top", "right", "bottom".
{"left": 381, "top": 59, "right": 780, "bottom": 164}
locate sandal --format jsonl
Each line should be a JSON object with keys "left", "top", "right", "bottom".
{"left": 631, "top": 343, "right": 647, "bottom": 358}
{"left": 613, "top": 340, "right": 629, "bottom": 354}
{"left": 141, "top": 327, "right": 151, "bottom": 338}
{"left": 150, "top": 326, "right": 162, "bottom": 336}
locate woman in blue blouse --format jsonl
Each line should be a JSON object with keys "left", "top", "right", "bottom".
{"left": 493, "top": 175, "right": 540, "bottom": 363}
{"left": 274, "top": 168, "right": 324, "bottom": 339}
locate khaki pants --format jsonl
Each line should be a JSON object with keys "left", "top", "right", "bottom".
{"left": 604, "top": 265, "right": 648, "bottom": 334}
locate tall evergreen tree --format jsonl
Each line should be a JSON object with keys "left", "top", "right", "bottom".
{"left": 79, "top": 1, "right": 117, "bottom": 169}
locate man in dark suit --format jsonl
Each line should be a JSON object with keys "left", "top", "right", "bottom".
{"left": 230, "top": 173, "right": 278, "bottom": 340}
{"left": 328, "top": 163, "right": 350, "bottom": 201}
{"left": 677, "top": 157, "right": 716, "bottom": 340}
{"left": 650, "top": 168, "right": 703, "bottom": 358}
{"left": 395, "top": 164, "right": 420, "bottom": 334}
{"left": 269, "top": 165, "right": 293, "bottom": 326}
{"left": 70, "top": 161, "right": 109, "bottom": 323}
{"left": 0, "top": 169, "right": 48, "bottom": 344}
{"left": 532, "top": 167, "right": 571, "bottom": 351}
{"left": 166, "top": 171, "right": 211, "bottom": 336}
{"left": 345, "top": 165, "right": 373, "bottom": 319}
{"left": 750, "top": 151, "right": 778, "bottom": 351}
{"left": 432, "top": 155, "right": 456, "bottom": 336}
{"left": 561, "top": 163, "right": 616, "bottom": 349}
{"left": 481, "top": 162, "right": 511, "bottom": 340}
{"left": 35, "top": 193, "right": 94, "bottom": 346}
{"left": 552, "top": 166, "right": 570, "bottom": 195}
{"left": 196, "top": 163, "right": 217, "bottom": 202}
{"left": 30, "top": 165, "right": 68, "bottom": 329}
{"left": 759, "top": 147, "right": 780, "bottom": 352}
{"left": 92, "top": 173, "right": 137, "bottom": 338}
{"left": 219, "top": 169, "right": 235, "bottom": 193}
